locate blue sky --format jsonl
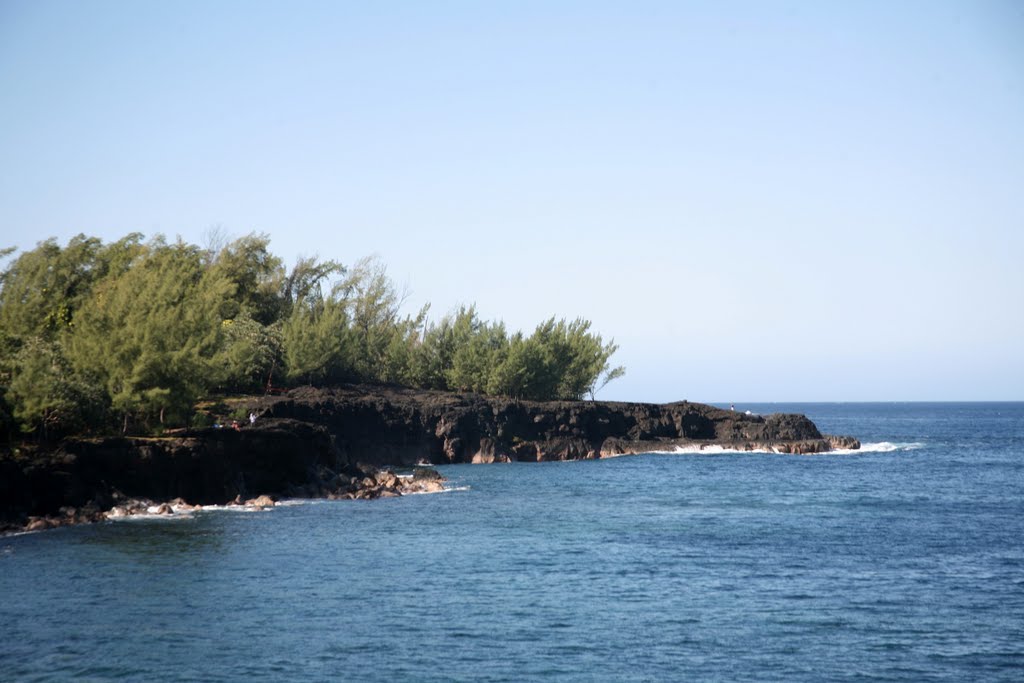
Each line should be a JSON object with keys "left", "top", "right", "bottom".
{"left": 1, "top": 0, "right": 1022, "bottom": 402}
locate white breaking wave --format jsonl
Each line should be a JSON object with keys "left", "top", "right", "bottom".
{"left": 108, "top": 511, "right": 195, "bottom": 522}
{"left": 670, "top": 445, "right": 777, "bottom": 455}
{"left": 638, "top": 441, "right": 926, "bottom": 456}
{"left": 837, "top": 441, "right": 925, "bottom": 454}
{"left": 193, "top": 504, "right": 267, "bottom": 513}
{"left": 626, "top": 445, "right": 777, "bottom": 456}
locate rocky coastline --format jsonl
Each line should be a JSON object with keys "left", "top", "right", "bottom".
{"left": 257, "top": 385, "right": 860, "bottom": 464}
{"left": 1, "top": 385, "right": 859, "bottom": 534}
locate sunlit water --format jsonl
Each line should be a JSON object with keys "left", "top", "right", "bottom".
{"left": 2, "top": 403, "right": 1022, "bottom": 681}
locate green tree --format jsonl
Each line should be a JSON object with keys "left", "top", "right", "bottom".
{"left": 69, "top": 239, "right": 233, "bottom": 430}
{"left": 0, "top": 235, "right": 105, "bottom": 341}
{"left": 339, "top": 256, "right": 406, "bottom": 381}
{"left": 486, "top": 332, "right": 546, "bottom": 399}
{"left": 280, "top": 298, "right": 350, "bottom": 384}
{"left": 281, "top": 255, "right": 344, "bottom": 315}
{"left": 218, "top": 314, "right": 283, "bottom": 392}
{"left": 553, "top": 317, "right": 623, "bottom": 400}
{"left": 376, "top": 305, "right": 429, "bottom": 385}
{"left": 209, "top": 233, "right": 285, "bottom": 325}
{"left": 7, "top": 337, "right": 105, "bottom": 438}
{"left": 484, "top": 317, "right": 624, "bottom": 401}
{"left": 446, "top": 306, "right": 509, "bottom": 393}
{"left": 532, "top": 317, "right": 624, "bottom": 401}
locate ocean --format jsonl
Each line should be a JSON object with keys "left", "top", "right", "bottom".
{"left": 2, "top": 402, "right": 1022, "bottom": 681}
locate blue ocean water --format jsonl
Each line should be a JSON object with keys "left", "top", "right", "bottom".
{"left": 2, "top": 402, "right": 1022, "bottom": 682}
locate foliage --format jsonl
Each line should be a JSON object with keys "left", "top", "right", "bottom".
{"left": 302, "top": 255, "right": 430, "bottom": 387}
{"left": 281, "top": 298, "right": 350, "bottom": 385}
{"left": 68, "top": 239, "right": 233, "bottom": 429}
{"left": 190, "top": 411, "right": 214, "bottom": 429}
{"left": 282, "top": 255, "right": 344, "bottom": 313}
{"left": 209, "top": 233, "right": 284, "bottom": 325}
{"left": 0, "top": 231, "right": 625, "bottom": 436}
{"left": 0, "top": 235, "right": 102, "bottom": 341}
{"left": 6, "top": 337, "right": 106, "bottom": 438}
{"left": 218, "top": 314, "right": 283, "bottom": 392}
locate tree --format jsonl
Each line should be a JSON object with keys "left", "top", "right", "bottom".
{"left": 484, "top": 317, "right": 624, "bottom": 401}
{"left": 280, "top": 298, "right": 350, "bottom": 384}
{"left": 0, "top": 235, "right": 105, "bottom": 341}
{"left": 7, "top": 337, "right": 105, "bottom": 438}
{"left": 556, "top": 318, "right": 623, "bottom": 400}
{"left": 281, "top": 255, "right": 344, "bottom": 315}
{"left": 376, "top": 305, "right": 429, "bottom": 386}
{"left": 590, "top": 365, "right": 626, "bottom": 400}
{"left": 218, "top": 314, "right": 283, "bottom": 392}
{"left": 446, "top": 307, "right": 509, "bottom": 393}
{"left": 338, "top": 256, "right": 407, "bottom": 381}
{"left": 487, "top": 332, "right": 547, "bottom": 399}
{"left": 0, "top": 230, "right": 628, "bottom": 437}
{"left": 68, "top": 239, "right": 233, "bottom": 430}
{"left": 209, "top": 233, "right": 285, "bottom": 325}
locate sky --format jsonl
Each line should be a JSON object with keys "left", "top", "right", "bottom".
{"left": 1, "top": 0, "right": 1022, "bottom": 402}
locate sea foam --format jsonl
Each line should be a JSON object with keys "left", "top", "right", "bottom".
{"left": 670, "top": 444, "right": 777, "bottom": 455}
{"left": 836, "top": 441, "right": 924, "bottom": 454}
{"left": 644, "top": 441, "right": 925, "bottom": 456}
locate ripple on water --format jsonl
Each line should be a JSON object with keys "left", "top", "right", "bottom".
{"left": 1, "top": 403, "right": 1023, "bottom": 682}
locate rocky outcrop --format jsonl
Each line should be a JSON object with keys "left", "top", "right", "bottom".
{"left": 0, "top": 416, "right": 447, "bottom": 534}
{"left": 254, "top": 385, "right": 859, "bottom": 466}
{"left": 1, "top": 385, "right": 859, "bottom": 534}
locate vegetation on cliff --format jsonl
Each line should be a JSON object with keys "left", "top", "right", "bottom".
{"left": 0, "top": 233, "right": 624, "bottom": 437}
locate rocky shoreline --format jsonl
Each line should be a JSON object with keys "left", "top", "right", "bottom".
{"left": 0, "top": 416, "right": 448, "bottom": 535}
{"left": 1, "top": 385, "right": 859, "bottom": 534}
{"left": 11, "top": 466, "right": 446, "bottom": 534}
{"left": 256, "top": 385, "right": 860, "bottom": 464}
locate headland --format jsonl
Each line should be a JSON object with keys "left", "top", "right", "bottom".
{"left": 0, "top": 385, "right": 859, "bottom": 533}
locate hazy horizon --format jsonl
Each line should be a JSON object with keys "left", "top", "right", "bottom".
{"left": 2, "top": 1, "right": 1021, "bottom": 402}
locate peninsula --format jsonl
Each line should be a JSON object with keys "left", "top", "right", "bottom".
{"left": 0, "top": 234, "right": 859, "bottom": 534}
{"left": 0, "top": 384, "right": 859, "bottom": 533}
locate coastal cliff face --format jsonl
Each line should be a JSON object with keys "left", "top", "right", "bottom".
{"left": 0, "top": 417, "right": 440, "bottom": 532}
{"left": 0, "top": 385, "right": 859, "bottom": 532}
{"left": 257, "top": 385, "right": 859, "bottom": 465}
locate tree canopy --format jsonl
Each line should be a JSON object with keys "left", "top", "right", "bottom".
{"left": 0, "top": 232, "right": 625, "bottom": 437}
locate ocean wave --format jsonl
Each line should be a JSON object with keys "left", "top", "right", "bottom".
{"left": 623, "top": 445, "right": 779, "bottom": 456}
{"left": 670, "top": 445, "right": 777, "bottom": 455}
{"left": 836, "top": 441, "right": 925, "bottom": 454}
{"left": 404, "top": 484, "right": 471, "bottom": 495}
{"left": 108, "top": 511, "right": 196, "bottom": 522}
{"left": 642, "top": 441, "right": 926, "bottom": 456}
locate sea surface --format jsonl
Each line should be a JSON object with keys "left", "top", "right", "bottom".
{"left": 2, "top": 402, "right": 1023, "bottom": 682}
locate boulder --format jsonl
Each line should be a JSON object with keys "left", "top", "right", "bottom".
{"left": 402, "top": 467, "right": 446, "bottom": 494}
{"left": 374, "top": 471, "right": 399, "bottom": 488}
{"left": 245, "top": 495, "right": 276, "bottom": 509}
{"left": 25, "top": 517, "right": 53, "bottom": 532}
{"left": 827, "top": 435, "right": 861, "bottom": 450}
{"left": 412, "top": 467, "right": 443, "bottom": 482}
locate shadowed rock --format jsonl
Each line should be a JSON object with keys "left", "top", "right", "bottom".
{"left": 1, "top": 385, "right": 858, "bottom": 534}
{"left": 255, "top": 385, "right": 859, "bottom": 465}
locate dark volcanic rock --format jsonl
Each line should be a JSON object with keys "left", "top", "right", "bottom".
{"left": 250, "top": 385, "right": 857, "bottom": 465}
{"left": 0, "top": 415, "right": 446, "bottom": 533}
{"left": 1, "top": 385, "right": 858, "bottom": 533}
